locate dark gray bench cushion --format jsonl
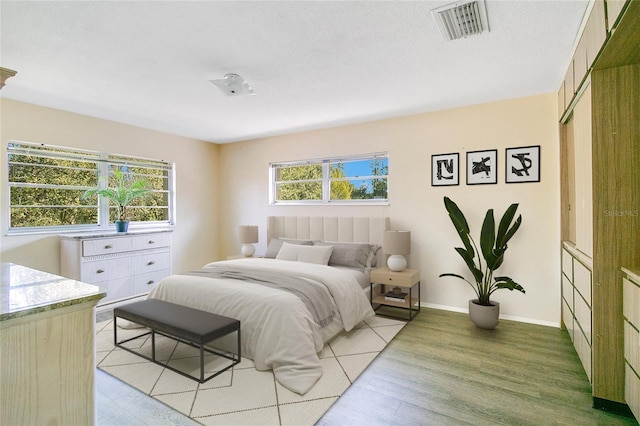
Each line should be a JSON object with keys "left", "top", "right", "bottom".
{"left": 114, "top": 299, "right": 239, "bottom": 345}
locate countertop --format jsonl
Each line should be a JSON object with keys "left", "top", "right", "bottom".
{"left": 0, "top": 262, "right": 106, "bottom": 322}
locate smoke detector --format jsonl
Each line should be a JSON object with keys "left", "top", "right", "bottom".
{"left": 209, "top": 73, "right": 255, "bottom": 96}
{"left": 432, "top": 0, "right": 489, "bottom": 41}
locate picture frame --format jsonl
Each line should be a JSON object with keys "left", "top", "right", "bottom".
{"left": 431, "top": 153, "right": 459, "bottom": 186}
{"left": 466, "top": 149, "right": 497, "bottom": 185}
{"left": 505, "top": 145, "right": 540, "bottom": 183}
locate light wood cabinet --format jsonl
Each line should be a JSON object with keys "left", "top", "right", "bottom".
{"left": 622, "top": 269, "right": 640, "bottom": 421}
{"left": 60, "top": 230, "right": 172, "bottom": 306}
{"left": 1, "top": 263, "right": 105, "bottom": 425}
{"left": 559, "top": 0, "right": 640, "bottom": 411}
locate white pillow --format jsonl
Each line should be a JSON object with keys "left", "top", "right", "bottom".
{"left": 276, "top": 242, "right": 334, "bottom": 265}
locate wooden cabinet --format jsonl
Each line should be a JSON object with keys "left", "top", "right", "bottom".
{"left": 370, "top": 267, "right": 420, "bottom": 320}
{"left": 562, "top": 243, "right": 593, "bottom": 382}
{"left": 559, "top": 0, "right": 640, "bottom": 410}
{"left": 1, "top": 263, "right": 105, "bottom": 425}
{"left": 60, "top": 230, "right": 172, "bottom": 306}
{"left": 622, "top": 268, "right": 640, "bottom": 421}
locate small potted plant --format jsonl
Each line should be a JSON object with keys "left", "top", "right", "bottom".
{"left": 83, "top": 167, "right": 151, "bottom": 232}
{"left": 439, "top": 196, "right": 525, "bottom": 329}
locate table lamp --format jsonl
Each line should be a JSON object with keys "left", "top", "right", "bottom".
{"left": 238, "top": 225, "right": 259, "bottom": 257}
{"left": 383, "top": 230, "right": 411, "bottom": 271}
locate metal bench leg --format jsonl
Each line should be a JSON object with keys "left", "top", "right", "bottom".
{"left": 200, "top": 345, "right": 205, "bottom": 382}
{"left": 151, "top": 330, "right": 156, "bottom": 362}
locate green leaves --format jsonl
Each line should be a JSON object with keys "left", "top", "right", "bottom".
{"left": 83, "top": 168, "right": 151, "bottom": 221}
{"left": 440, "top": 197, "right": 525, "bottom": 305}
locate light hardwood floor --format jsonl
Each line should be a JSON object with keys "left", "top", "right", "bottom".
{"left": 318, "top": 307, "right": 638, "bottom": 426}
{"left": 96, "top": 307, "right": 638, "bottom": 425}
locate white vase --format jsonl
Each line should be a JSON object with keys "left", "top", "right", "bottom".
{"left": 468, "top": 299, "right": 500, "bottom": 329}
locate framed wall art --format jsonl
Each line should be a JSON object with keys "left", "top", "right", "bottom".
{"left": 466, "top": 149, "right": 497, "bottom": 185}
{"left": 505, "top": 145, "right": 540, "bottom": 183}
{"left": 431, "top": 152, "right": 459, "bottom": 186}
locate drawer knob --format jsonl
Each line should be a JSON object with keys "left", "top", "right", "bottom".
{"left": 104, "top": 245, "right": 112, "bottom": 249}
{"left": 148, "top": 240, "right": 155, "bottom": 244}
{"left": 147, "top": 280, "right": 154, "bottom": 285}
{"left": 96, "top": 269, "right": 104, "bottom": 274}
{"left": 147, "top": 261, "right": 155, "bottom": 266}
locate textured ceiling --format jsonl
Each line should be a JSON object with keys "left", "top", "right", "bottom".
{"left": 0, "top": 1, "right": 588, "bottom": 143}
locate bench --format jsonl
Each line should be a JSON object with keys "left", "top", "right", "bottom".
{"left": 113, "top": 299, "right": 241, "bottom": 383}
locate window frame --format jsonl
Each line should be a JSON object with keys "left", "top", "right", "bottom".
{"left": 6, "top": 141, "right": 176, "bottom": 235}
{"left": 269, "top": 152, "right": 389, "bottom": 205}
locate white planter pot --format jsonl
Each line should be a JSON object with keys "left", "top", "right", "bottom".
{"left": 468, "top": 299, "right": 500, "bottom": 330}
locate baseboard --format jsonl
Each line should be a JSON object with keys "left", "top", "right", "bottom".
{"left": 421, "top": 302, "right": 560, "bottom": 329}
{"left": 593, "top": 397, "right": 635, "bottom": 418}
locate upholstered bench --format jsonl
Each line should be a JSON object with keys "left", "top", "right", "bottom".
{"left": 113, "top": 299, "right": 241, "bottom": 383}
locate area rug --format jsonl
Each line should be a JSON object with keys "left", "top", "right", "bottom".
{"left": 95, "top": 315, "right": 405, "bottom": 425}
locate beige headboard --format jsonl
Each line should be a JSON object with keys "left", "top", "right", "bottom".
{"left": 267, "top": 216, "right": 390, "bottom": 264}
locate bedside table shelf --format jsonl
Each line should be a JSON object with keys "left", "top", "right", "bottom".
{"left": 370, "top": 267, "right": 420, "bottom": 321}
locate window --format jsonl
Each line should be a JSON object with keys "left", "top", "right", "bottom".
{"left": 270, "top": 153, "right": 388, "bottom": 204}
{"left": 7, "top": 141, "right": 175, "bottom": 233}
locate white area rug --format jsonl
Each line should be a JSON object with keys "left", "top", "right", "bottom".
{"left": 96, "top": 315, "right": 405, "bottom": 425}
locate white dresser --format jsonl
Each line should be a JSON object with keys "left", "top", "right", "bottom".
{"left": 561, "top": 242, "right": 593, "bottom": 382}
{"left": 60, "top": 230, "right": 172, "bottom": 306}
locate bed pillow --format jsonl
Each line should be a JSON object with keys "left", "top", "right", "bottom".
{"left": 314, "top": 241, "right": 375, "bottom": 272}
{"left": 264, "top": 238, "right": 313, "bottom": 258}
{"left": 276, "top": 242, "right": 334, "bottom": 265}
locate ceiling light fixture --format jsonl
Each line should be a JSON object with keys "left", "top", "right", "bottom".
{"left": 209, "top": 73, "right": 255, "bottom": 96}
{"left": 432, "top": 0, "right": 489, "bottom": 41}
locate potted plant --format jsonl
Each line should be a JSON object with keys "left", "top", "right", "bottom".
{"left": 83, "top": 167, "right": 151, "bottom": 232}
{"left": 439, "top": 196, "right": 525, "bottom": 329}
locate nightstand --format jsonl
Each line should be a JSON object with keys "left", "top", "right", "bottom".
{"left": 370, "top": 267, "right": 420, "bottom": 320}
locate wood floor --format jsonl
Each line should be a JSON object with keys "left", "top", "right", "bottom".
{"left": 318, "top": 307, "right": 638, "bottom": 426}
{"left": 96, "top": 307, "right": 638, "bottom": 425}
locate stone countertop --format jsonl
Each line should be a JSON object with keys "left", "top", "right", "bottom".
{"left": 0, "top": 263, "right": 106, "bottom": 322}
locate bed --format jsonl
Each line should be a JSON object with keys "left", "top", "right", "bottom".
{"left": 147, "top": 216, "right": 390, "bottom": 395}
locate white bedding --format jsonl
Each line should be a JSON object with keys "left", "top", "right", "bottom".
{"left": 147, "top": 258, "right": 374, "bottom": 394}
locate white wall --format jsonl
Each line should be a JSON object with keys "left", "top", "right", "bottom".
{"left": 0, "top": 99, "right": 220, "bottom": 275}
{"left": 219, "top": 93, "right": 561, "bottom": 326}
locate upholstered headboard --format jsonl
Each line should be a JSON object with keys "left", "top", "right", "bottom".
{"left": 267, "top": 216, "right": 390, "bottom": 265}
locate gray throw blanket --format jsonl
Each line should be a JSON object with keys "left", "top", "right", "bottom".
{"left": 180, "top": 266, "right": 337, "bottom": 328}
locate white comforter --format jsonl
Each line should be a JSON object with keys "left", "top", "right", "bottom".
{"left": 148, "top": 258, "right": 374, "bottom": 394}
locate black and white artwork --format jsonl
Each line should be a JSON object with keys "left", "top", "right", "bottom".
{"left": 431, "top": 153, "right": 459, "bottom": 186}
{"left": 466, "top": 149, "right": 497, "bottom": 185}
{"left": 506, "top": 145, "right": 540, "bottom": 183}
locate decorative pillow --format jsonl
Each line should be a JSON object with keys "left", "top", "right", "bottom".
{"left": 314, "top": 241, "right": 375, "bottom": 272}
{"left": 264, "top": 238, "right": 313, "bottom": 258}
{"left": 276, "top": 242, "right": 334, "bottom": 265}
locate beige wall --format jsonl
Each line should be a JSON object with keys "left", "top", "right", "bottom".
{"left": 0, "top": 94, "right": 561, "bottom": 326}
{"left": 219, "top": 93, "right": 561, "bottom": 326}
{"left": 0, "top": 99, "right": 220, "bottom": 275}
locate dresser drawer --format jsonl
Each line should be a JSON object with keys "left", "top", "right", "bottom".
{"left": 131, "top": 233, "right": 171, "bottom": 250}
{"left": 83, "top": 237, "right": 132, "bottom": 257}
{"left": 101, "top": 276, "right": 135, "bottom": 303}
{"left": 624, "top": 278, "right": 640, "bottom": 328}
{"left": 561, "top": 249, "right": 573, "bottom": 281}
{"left": 624, "top": 321, "right": 640, "bottom": 374}
{"left": 134, "top": 251, "right": 171, "bottom": 274}
{"left": 574, "top": 291, "right": 592, "bottom": 344}
{"left": 135, "top": 268, "right": 170, "bottom": 295}
{"left": 574, "top": 261, "right": 591, "bottom": 306}
{"left": 81, "top": 257, "right": 133, "bottom": 283}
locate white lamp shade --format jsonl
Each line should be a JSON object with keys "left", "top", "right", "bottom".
{"left": 238, "top": 225, "right": 259, "bottom": 244}
{"left": 382, "top": 231, "right": 410, "bottom": 255}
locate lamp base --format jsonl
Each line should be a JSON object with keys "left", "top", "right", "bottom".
{"left": 387, "top": 255, "right": 407, "bottom": 272}
{"left": 241, "top": 244, "right": 255, "bottom": 257}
